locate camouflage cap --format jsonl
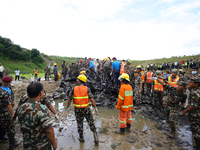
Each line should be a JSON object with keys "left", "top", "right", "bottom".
{"left": 190, "top": 77, "right": 200, "bottom": 83}
{"left": 156, "top": 70, "right": 161, "bottom": 75}
{"left": 172, "top": 69, "right": 178, "bottom": 73}
{"left": 177, "top": 81, "right": 187, "bottom": 86}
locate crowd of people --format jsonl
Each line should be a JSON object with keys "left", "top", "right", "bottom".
{"left": 0, "top": 56, "right": 200, "bottom": 150}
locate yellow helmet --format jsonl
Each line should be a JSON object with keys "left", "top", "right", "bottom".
{"left": 137, "top": 65, "right": 141, "bottom": 69}
{"left": 54, "top": 63, "right": 57, "bottom": 66}
{"left": 104, "top": 58, "right": 109, "bottom": 61}
{"left": 119, "top": 73, "right": 130, "bottom": 81}
{"left": 80, "top": 71, "right": 86, "bottom": 74}
{"left": 179, "top": 69, "right": 183, "bottom": 72}
{"left": 77, "top": 74, "right": 87, "bottom": 82}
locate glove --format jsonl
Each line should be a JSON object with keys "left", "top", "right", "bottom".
{"left": 151, "top": 89, "right": 153, "bottom": 93}
{"left": 110, "top": 72, "right": 112, "bottom": 76}
{"left": 95, "top": 107, "right": 98, "bottom": 114}
{"left": 55, "top": 114, "right": 59, "bottom": 120}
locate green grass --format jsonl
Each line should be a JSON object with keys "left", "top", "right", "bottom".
{"left": 9, "top": 73, "right": 46, "bottom": 79}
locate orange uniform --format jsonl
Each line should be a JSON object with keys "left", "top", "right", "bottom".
{"left": 117, "top": 83, "right": 133, "bottom": 128}
{"left": 154, "top": 80, "right": 164, "bottom": 92}
{"left": 168, "top": 76, "right": 179, "bottom": 88}
{"left": 146, "top": 72, "right": 153, "bottom": 83}
{"left": 120, "top": 63, "right": 125, "bottom": 74}
{"left": 73, "top": 86, "right": 90, "bottom": 108}
{"left": 140, "top": 71, "right": 145, "bottom": 83}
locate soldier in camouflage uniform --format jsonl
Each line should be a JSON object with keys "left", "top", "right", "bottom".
{"left": 61, "top": 61, "right": 68, "bottom": 79}
{"left": 13, "top": 91, "right": 57, "bottom": 120}
{"left": 68, "top": 63, "right": 75, "bottom": 78}
{"left": 17, "top": 83, "right": 57, "bottom": 150}
{"left": 182, "top": 77, "right": 200, "bottom": 149}
{"left": 67, "top": 74, "right": 99, "bottom": 144}
{"left": 102, "top": 59, "right": 112, "bottom": 83}
{"left": 133, "top": 70, "right": 142, "bottom": 108}
{"left": 0, "top": 76, "right": 19, "bottom": 149}
{"left": 151, "top": 71, "right": 164, "bottom": 107}
{"left": 43, "top": 66, "right": 50, "bottom": 81}
{"left": 157, "top": 78, "right": 187, "bottom": 138}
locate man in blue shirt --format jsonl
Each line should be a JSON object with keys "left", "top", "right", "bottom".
{"left": 112, "top": 57, "right": 121, "bottom": 87}
{"left": 89, "top": 58, "right": 95, "bottom": 70}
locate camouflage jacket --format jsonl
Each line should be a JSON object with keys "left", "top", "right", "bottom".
{"left": 134, "top": 76, "right": 142, "bottom": 90}
{"left": 0, "top": 88, "right": 11, "bottom": 120}
{"left": 188, "top": 87, "right": 200, "bottom": 121}
{"left": 163, "top": 84, "right": 187, "bottom": 108}
{"left": 16, "top": 93, "right": 51, "bottom": 110}
{"left": 61, "top": 64, "right": 67, "bottom": 72}
{"left": 17, "top": 99, "right": 53, "bottom": 150}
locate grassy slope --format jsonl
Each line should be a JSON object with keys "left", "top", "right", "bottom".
{"left": 1, "top": 53, "right": 199, "bottom": 77}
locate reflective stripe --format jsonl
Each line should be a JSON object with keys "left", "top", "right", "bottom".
{"left": 118, "top": 95, "right": 124, "bottom": 100}
{"left": 121, "top": 105, "right": 133, "bottom": 108}
{"left": 74, "top": 102, "right": 90, "bottom": 107}
{"left": 125, "top": 91, "right": 133, "bottom": 96}
{"left": 127, "top": 118, "right": 132, "bottom": 120}
{"left": 119, "top": 120, "right": 126, "bottom": 123}
{"left": 73, "top": 96, "right": 89, "bottom": 99}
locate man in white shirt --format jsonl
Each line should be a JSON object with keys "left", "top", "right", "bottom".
{"left": 0, "top": 63, "right": 5, "bottom": 79}
{"left": 15, "top": 68, "right": 20, "bottom": 81}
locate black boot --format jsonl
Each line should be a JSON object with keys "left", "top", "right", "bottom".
{"left": 93, "top": 132, "right": 99, "bottom": 144}
{"left": 9, "top": 139, "right": 19, "bottom": 150}
{"left": 194, "top": 137, "right": 200, "bottom": 150}
{"left": 125, "top": 124, "right": 131, "bottom": 132}
{"left": 78, "top": 134, "right": 85, "bottom": 143}
{"left": 115, "top": 128, "right": 125, "bottom": 135}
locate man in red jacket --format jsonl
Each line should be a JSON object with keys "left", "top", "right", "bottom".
{"left": 116, "top": 73, "right": 133, "bottom": 135}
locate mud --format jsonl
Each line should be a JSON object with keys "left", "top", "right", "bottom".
{"left": 0, "top": 79, "right": 195, "bottom": 150}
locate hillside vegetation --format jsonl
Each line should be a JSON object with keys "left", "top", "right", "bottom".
{"left": 0, "top": 35, "right": 200, "bottom": 74}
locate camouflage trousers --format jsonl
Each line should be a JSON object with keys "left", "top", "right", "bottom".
{"left": 62, "top": 71, "right": 67, "bottom": 79}
{"left": 188, "top": 116, "right": 200, "bottom": 141}
{"left": 0, "top": 112, "right": 15, "bottom": 143}
{"left": 164, "top": 105, "right": 178, "bottom": 128}
{"left": 134, "top": 88, "right": 141, "bottom": 105}
{"left": 74, "top": 107, "right": 96, "bottom": 137}
{"left": 45, "top": 73, "right": 49, "bottom": 81}
{"left": 153, "top": 91, "right": 163, "bottom": 107}
{"left": 146, "top": 83, "right": 152, "bottom": 95}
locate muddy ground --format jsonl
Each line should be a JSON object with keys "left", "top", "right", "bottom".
{"left": 0, "top": 78, "right": 195, "bottom": 150}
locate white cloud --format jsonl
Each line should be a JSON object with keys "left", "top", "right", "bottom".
{"left": 0, "top": 0, "right": 200, "bottom": 61}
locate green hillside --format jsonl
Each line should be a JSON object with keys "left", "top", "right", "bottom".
{"left": 0, "top": 35, "right": 200, "bottom": 75}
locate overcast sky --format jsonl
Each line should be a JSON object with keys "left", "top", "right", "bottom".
{"left": 0, "top": 0, "right": 200, "bottom": 60}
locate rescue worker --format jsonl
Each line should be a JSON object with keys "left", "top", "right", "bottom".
{"left": 102, "top": 58, "right": 112, "bottom": 83}
{"left": 61, "top": 61, "right": 67, "bottom": 79}
{"left": 0, "top": 76, "right": 19, "bottom": 149}
{"left": 17, "top": 83, "right": 57, "bottom": 150}
{"left": 167, "top": 69, "right": 180, "bottom": 88}
{"left": 182, "top": 77, "right": 200, "bottom": 149}
{"left": 34, "top": 68, "right": 38, "bottom": 81}
{"left": 151, "top": 71, "right": 164, "bottom": 107}
{"left": 191, "top": 66, "right": 200, "bottom": 77}
{"left": 137, "top": 65, "right": 146, "bottom": 100}
{"left": 116, "top": 73, "right": 133, "bottom": 134}
{"left": 111, "top": 57, "right": 121, "bottom": 88}
{"left": 53, "top": 63, "right": 58, "bottom": 81}
{"left": 134, "top": 70, "right": 142, "bottom": 108}
{"left": 43, "top": 66, "right": 51, "bottom": 81}
{"left": 67, "top": 74, "right": 99, "bottom": 144}
{"left": 157, "top": 77, "right": 187, "bottom": 138}
{"left": 146, "top": 69, "right": 153, "bottom": 97}
{"left": 0, "top": 76, "right": 14, "bottom": 142}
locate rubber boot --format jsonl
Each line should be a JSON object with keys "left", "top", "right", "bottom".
{"left": 125, "top": 124, "right": 131, "bottom": 132}
{"left": 78, "top": 134, "right": 85, "bottom": 143}
{"left": 168, "top": 126, "right": 175, "bottom": 138}
{"left": 93, "top": 132, "right": 99, "bottom": 144}
{"left": 9, "top": 139, "right": 19, "bottom": 150}
{"left": 194, "top": 137, "right": 200, "bottom": 150}
{"left": 115, "top": 128, "right": 125, "bottom": 135}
